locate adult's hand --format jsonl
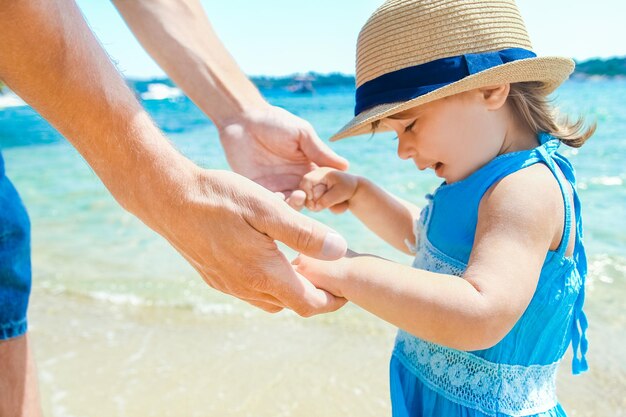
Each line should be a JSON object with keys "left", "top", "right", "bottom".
{"left": 147, "top": 166, "right": 348, "bottom": 315}
{"left": 0, "top": 0, "right": 348, "bottom": 315}
{"left": 112, "top": 0, "right": 349, "bottom": 210}
{"left": 219, "top": 105, "right": 348, "bottom": 209}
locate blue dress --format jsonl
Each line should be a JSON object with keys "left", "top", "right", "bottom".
{"left": 390, "top": 133, "right": 589, "bottom": 417}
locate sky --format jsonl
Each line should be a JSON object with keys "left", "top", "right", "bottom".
{"left": 75, "top": 0, "right": 626, "bottom": 79}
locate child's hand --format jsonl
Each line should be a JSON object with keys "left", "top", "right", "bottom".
{"left": 299, "top": 167, "right": 359, "bottom": 213}
{"left": 292, "top": 249, "right": 359, "bottom": 298}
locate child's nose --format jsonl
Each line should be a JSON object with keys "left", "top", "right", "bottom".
{"left": 396, "top": 136, "right": 415, "bottom": 160}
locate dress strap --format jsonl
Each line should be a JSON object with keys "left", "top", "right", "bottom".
{"left": 535, "top": 142, "right": 572, "bottom": 258}
{"left": 537, "top": 136, "right": 589, "bottom": 374}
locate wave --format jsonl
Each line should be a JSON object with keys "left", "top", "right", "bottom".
{"left": 579, "top": 176, "right": 624, "bottom": 189}
{"left": 587, "top": 254, "right": 626, "bottom": 287}
{"left": 37, "top": 285, "right": 251, "bottom": 318}
{"left": 0, "top": 92, "right": 27, "bottom": 108}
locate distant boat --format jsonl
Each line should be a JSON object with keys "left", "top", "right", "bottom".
{"left": 140, "top": 83, "right": 183, "bottom": 101}
{"left": 0, "top": 90, "right": 27, "bottom": 109}
{"left": 287, "top": 74, "right": 315, "bottom": 94}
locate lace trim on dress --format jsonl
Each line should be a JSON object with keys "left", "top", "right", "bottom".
{"left": 394, "top": 331, "right": 559, "bottom": 416}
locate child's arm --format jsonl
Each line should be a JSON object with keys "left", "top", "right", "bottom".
{"left": 299, "top": 168, "right": 420, "bottom": 255}
{"left": 295, "top": 164, "right": 562, "bottom": 350}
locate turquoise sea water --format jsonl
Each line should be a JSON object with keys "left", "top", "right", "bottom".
{"left": 1, "top": 79, "right": 625, "bottom": 415}
{"left": 1, "top": 80, "right": 624, "bottom": 306}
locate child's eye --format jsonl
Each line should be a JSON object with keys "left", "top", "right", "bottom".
{"left": 404, "top": 120, "right": 417, "bottom": 133}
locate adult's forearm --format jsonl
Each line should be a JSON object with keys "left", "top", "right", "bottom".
{"left": 0, "top": 0, "right": 350, "bottom": 318}
{"left": 0, "top": 0, "right": 192, "bottom": 221}
{"left": 112, "top": 0, "right": 267, "bottom": 129}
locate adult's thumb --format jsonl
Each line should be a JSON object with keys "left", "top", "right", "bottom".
{"left": 300, "top": 129, "right": 349, "bottom": 171}
{"left": 266, "top": 204, "right": 348, "bottom": 260}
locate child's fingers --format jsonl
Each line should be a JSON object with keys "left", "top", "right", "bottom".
{"left": 315, "top": 185, "right": 351, "bottom": 210}
{"left": 304, "top": 185, "right": 329, "bottom": 212}
{"left": 299, "top": 168, "right": 328, "bottom": 189}
{"left": 299, "top": 177, "right": 320, "bottom": 206}
{"left": 299, "top": 168, "right": 335, "bottom": 200}
{"left": 312, "top": 183, "right": 327, "bottom": 201}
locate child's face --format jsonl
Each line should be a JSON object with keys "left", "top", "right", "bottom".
{"left": 381, "top": 89, "right": 508, "bottom": 183}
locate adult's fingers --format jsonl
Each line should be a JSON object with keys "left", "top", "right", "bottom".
{"left": 298, "top": 127, "right": 349, "bottom": 171}
{"left": 285, "top": 189, "right": 306, "bottom": 211}
{"left": 281, "top": 272, "right": 347, "bottom": 317}
{"left": 250, "top": 199, "right": 347, "bottom": 260}
{"left": 241, "top": 233, "right": 347, "bottom": 317}
{"left": 264, "top": 250, "right": 348, "bottom": 316}
{"left": 243, "top": 299, "right": 284, "bottom": 313}
{"left": 172, "top": 235, "right": 288, "bottom": 309}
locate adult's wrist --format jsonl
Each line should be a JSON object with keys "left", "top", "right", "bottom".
{"left": 180, "top": 58, "right": 270, "bottom": 132}
{"left": 93, "top": 114, "right": 203, "bottom": 228}
{"left": 122, "top": 150, "right": 204, "bottom": 233}
{"left": 111, "top": 0, "right": 270, "bottom": 133}
{"left": 212, "top": 97, "right": 273, "bottom": 134}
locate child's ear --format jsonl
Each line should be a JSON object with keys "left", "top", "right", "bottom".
{"left": 479, "top": 84, "right": 510, "bottom": 110}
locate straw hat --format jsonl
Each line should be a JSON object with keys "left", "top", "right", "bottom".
{"left": 330, "top": 0, "right": 574, "bottom": 141}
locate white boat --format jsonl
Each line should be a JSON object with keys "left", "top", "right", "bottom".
{"left": 140, "top": 83, "right": 183, "bottom": 101}
{"left": 287, "top": 74, "right": 315, "bottom": 94}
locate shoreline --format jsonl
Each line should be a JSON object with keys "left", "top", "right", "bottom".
{"left": 28, "top": 288, "right": 625, "bottom": 417}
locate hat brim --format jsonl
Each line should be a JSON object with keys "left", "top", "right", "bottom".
{"left": 330, "top": 56, "right": 574, "bottom": 142}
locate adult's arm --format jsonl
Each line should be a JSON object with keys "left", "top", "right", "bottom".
{"left": 0, "top": 0, "right": 348, "bottom": 316}
{"left": 111, "top": 0, "right": 348, "bottom": 204}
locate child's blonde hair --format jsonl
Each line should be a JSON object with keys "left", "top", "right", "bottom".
{"left": 508, "top": 82, "right": 596, "bottom": 148}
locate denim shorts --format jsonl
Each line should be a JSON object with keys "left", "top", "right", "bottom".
{"left": 0, "top": 152, "right": 31, "bottom": 341}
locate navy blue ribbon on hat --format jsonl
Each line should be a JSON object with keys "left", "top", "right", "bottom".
{"left": 354, "top": 47, "right": 536, "bottom": 115}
